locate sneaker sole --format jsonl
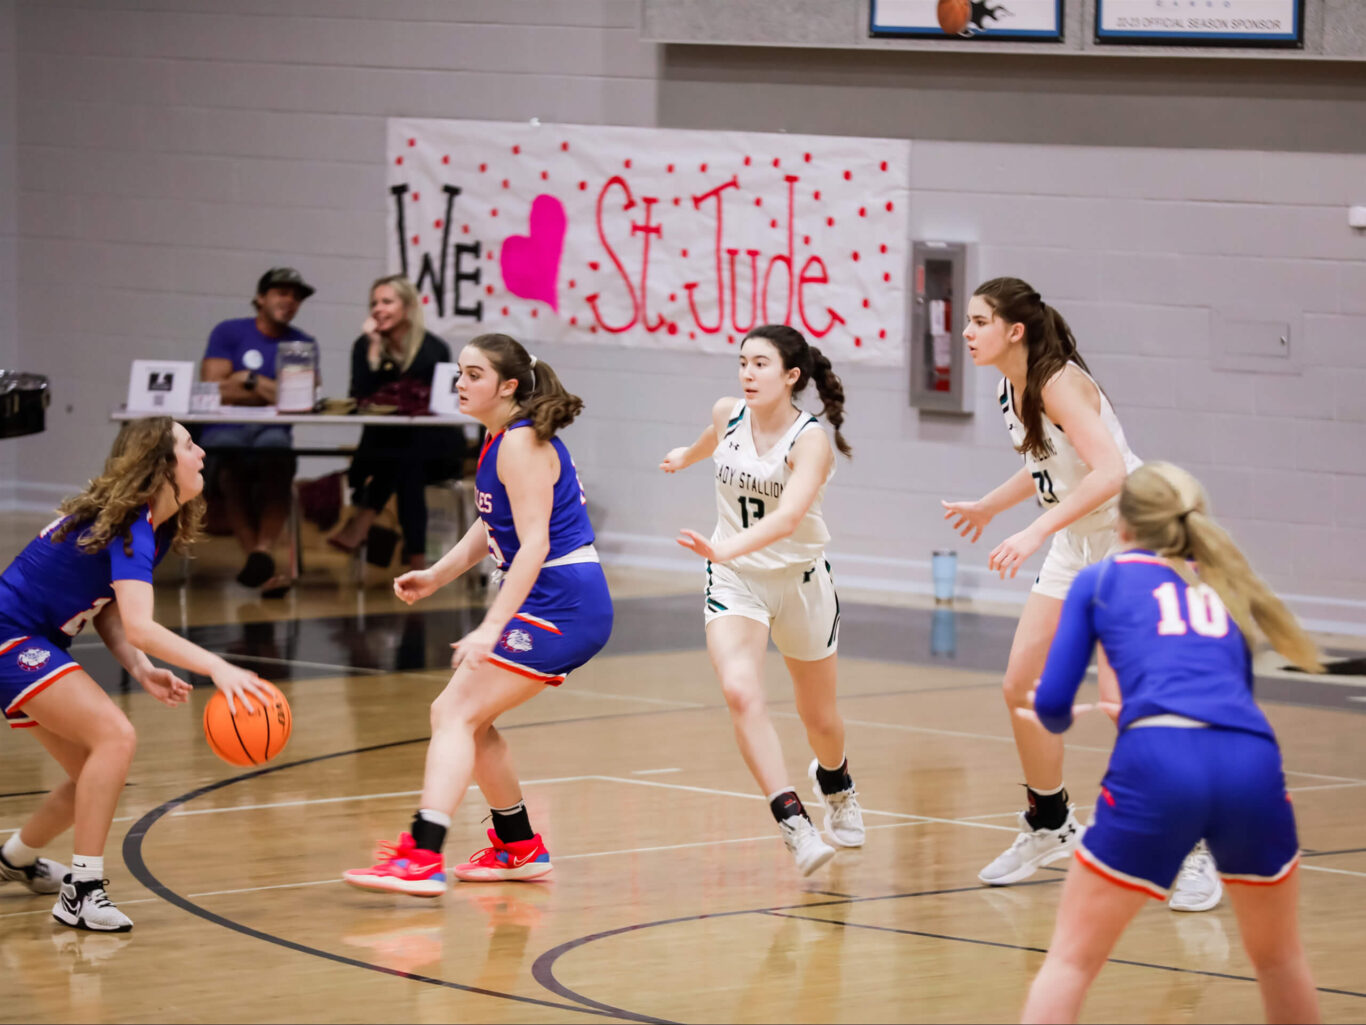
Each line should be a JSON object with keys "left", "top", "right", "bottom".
{"left": 453, "top": 863, "right": 553, "bottom": 882}
{"left": 978, "top": 843, "right": 1078, "bottom": 886}
{"left": 51, "top": 911, "right": 133, "bottom": 933}
{"left": 341, "top": 873, "right": 446, "bottom": 897}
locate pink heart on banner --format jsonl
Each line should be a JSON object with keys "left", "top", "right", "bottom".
{"left": 500, "top": 194, "right": 566, "bottom": 312}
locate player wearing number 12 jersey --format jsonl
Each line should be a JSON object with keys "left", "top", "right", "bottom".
{"left": 661, "top": 325, "right": 863, "bottom": 877}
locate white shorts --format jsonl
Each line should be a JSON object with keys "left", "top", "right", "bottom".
{"left": 704, "top": 558, "right": 840, "bottom": 662}
{"left": 1033, "top": 523, "right": 1124, "bottom": 601}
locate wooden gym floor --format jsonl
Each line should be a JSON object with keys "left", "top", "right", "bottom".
{"left": 1, "top": 514, "right": 1364, "bottom": 1024}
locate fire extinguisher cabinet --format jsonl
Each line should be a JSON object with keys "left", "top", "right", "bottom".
{"left": 909, "top": 241, "right": 973, "bottom": 415}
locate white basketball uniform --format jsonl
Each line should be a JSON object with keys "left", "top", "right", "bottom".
{"left": 704, "top": 400, "right": 840, "bottom": 662}
{"left": 999, "top": 363, "right": 1143, "bottom": 600}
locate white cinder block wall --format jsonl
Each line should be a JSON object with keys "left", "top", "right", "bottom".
{"left": 7, "top": 1, "right": 1366, "bottom": 630}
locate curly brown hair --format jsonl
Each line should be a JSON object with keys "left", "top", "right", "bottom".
{"left": 51, "top": 417, "right": 204, "bottom": 557}
{"left": 469, "top": 333, "right": 583, "bottom": 442}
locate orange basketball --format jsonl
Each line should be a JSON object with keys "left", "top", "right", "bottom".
{"left": 937, "top": 0, "right": 971, "bottom": 34}
{"left": 203, "top": 682, "right": 292, "bottom": 767}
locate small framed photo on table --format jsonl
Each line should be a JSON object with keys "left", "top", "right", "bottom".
{"left": 428, "top": 362, "right": 461, "bottom": 415}
{"left": 126, "top": 360, "right": 195, "bottom": 415}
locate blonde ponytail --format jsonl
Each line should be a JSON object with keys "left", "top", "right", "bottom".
{"left": 1119, "top": 462, "right": 1322, "bottom": 673}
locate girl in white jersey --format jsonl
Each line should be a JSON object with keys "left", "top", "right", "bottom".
{"left": 941, "top": 279, "right": 1216, "bottom": 910}
{"left": 661, "top": 325, "right": 862, "bottom": 876}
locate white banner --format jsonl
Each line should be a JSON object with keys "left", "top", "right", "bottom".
{"left": 1096, "top": 0, "right": 1300, "bottom": 42}
{"left": 387, "top": 119, "right": 911, "bottom": 365}
{"left": 871, "top": 0, "right": 1063, "bottom": 39}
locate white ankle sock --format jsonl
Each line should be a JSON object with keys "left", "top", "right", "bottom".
{"left": 2, "top": 832, "right": 39, "bottom": 867}
{"left": 417, "top": 808, "right": 451, "bottom": 829}
{"left": 70, "top": 854, "right": 103, "bottom": 883}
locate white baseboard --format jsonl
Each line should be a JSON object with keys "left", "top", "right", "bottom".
{"left": 594, "top": 531, "right": 1366, "bottom": 638}
{"left": 4, "top": 481, "right": 77, "bottom": 515}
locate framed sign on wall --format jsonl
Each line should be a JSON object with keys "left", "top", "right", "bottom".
{"left": 870, "top": 0, "right": 1064, "bottom": 41}
{"left": 1095, "top": 0, "right": 1303, "bottom": 46}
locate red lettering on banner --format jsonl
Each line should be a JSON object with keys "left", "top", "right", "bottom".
{"left": 761, "top": 175, "right": 798, "bottom": 326}
{"left": 585, "top": 175, "right": 639, "bottom": 333}
{"left": 727, "top": 248, "right": 760, "bottom": 333}
{"left": 683, "top": 176, "right": 739, "bottom": 334}
{"left": 631, "top": 196, "right": 666, "bottom": 332}
{"left": 798, "top": 256, "right": 845, "bottom": 339}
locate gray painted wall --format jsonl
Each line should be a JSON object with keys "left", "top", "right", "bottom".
{"left": 7, "top": 1, "right": 1366, "bottom": 630}
{"left": 0, "top": 0, "right": 18, "bottom": 503}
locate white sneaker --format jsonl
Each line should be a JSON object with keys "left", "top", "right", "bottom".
{"left": 779, "top": 816, "right": 837, "bottom": 876}
{"left": 0, "top": 850, "right": 66, "bottom": 895}
{"left": 807, "top": 759, "right": 866, "bottom": 847}
{"left": 51, "top": 877, "right": 133, "bottom": 933}
{"left": 1169, "top": 841, "right": 1223, "bottom": 912}
{"left": 978, "top": 808, "right": 1083, "bottom": 885}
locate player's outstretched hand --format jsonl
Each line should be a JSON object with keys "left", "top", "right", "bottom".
{"left": 660, "top": 447, "right": 690, "bottom": 473}
{"left": 941, "top": 500, "right": 992, "bottom": 543}
{"left": 988, "top": 527, "right": 1044, "bottom": 579}
{"left": 137, "top": 666, "right": 193, "bottom": 708}
{"left": 394, "top": 568, "right": 438, "bottom": 605}
{"left": 212, "top": 664, "right": 273, "bottom": 716}
{"left": 675, "top": 528, "right": 717, "bottom": 561}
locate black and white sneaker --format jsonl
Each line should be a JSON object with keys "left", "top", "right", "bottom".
{"left": 51, "top": 877, "right": 133, "bottom": 933}
{"left": 0, "top": 849, "right": 66, "bottom": 895}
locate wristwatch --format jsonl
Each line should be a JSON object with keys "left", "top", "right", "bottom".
{"left": 243, "top": 371, "right": 258, "bottom": 392}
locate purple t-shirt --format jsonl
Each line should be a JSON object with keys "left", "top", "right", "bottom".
{"left": 201, "top": 317, "right": 316, "bottom": 440}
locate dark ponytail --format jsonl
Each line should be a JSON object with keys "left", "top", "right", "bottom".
{"left": 742, "top": 324, "right": 852, "bottom": 458}
{"left": 973, "top": 277, "right": 1091, "bottom": 462}
{"left": 469, "top": 333, "right": 583, "bottom": 441}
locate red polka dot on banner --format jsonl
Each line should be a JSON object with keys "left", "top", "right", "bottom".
{"left": 579, "top": 181, "right": 587, "bottom": 191}
{"left": 590, "top": 324, "right": 598, "bottom": 334}
{"left": 826, "top": 216, "right": 834, "bottom": 227}
{"left": 540, "top": 170, "right": 548, "bottom": 180}
{"left": 879, "top": 329, "right": 887, "bottom": 339}
{"left": 588, "top": 261, "right": 600, "bottom": 271}
{"left": 668, "top": 292, "right": 677, "bottom": 302}
{"left": 491, "top": 208, "right": 498, "bottom": 217}
{"left": 667, "top": 163, "right": 674, "bottom": 173}
{"left": 434, "top": 219, "right": 442, "bottom": 229}
{"left": 485, "top": 285, "right": 494, "bottom": 295}
{"left": 487, "top": 250, "right": 494, "bottom": 260}
{"left": 772, "top": 157, "right": 780, "bottom": 168}
{"left": 501, "top": 179, "right": 509, "bottom": 189}
{"left": 441, "top": 155, "right": 449, "bottom": 165}
{"left": 421, "top": 294, "right": 429, "bottom": 304}
{"left": 479, "top": 163, "right": 487, "bottom": 173}
{"left": 411, "top": 234, "right": 419, "bottom": 244}
{"left": 879, "top": 243, "right": 887, "bottom": 254}
{"left": 699, "top": 162, "right": 707, "bottom": 172}
{"left": 407, "top": 138, "right": 415, "bottom": 147}
{"left": 883, "top": 272, "right": 891, "bottom": 282}
{"left": 854, "top": 337, "right": 862, "bottom": 347}
{"left": 561, "top": 141, "right": 569, "bottom": 151}
{"left": 843, "top": 170, "right": 851, "bottom": 181}
{"left": 770, "top": 219, "right": 777, "bottom": 229}
{"left": 813, "top": 190, "right": 821, "bottom": 201}
{"left": 624, "top": 158, "right": 632, "bottom": 169}
{"left": 803, "top": 152, "right": 811, "bottom": 162}
{"left": 568, "top": 279, "right": 576, "bottom": 289}
{"left": 501, "top": 306, "right": 509, "bottom": 316}
{"left": 512, "top": 144, "right": 520, "bottom": 155}
{"left": 802, "top": 235, "right": 810, "bottom": 246}
{"left": 531, "top": 309, "right": 538, "bottom": 318}
{"left": 754, "top": 197, "right": 762, "bottom": 207}
{"left": 668, "top": 323, "right": 679, "bottom": 335}
{"left": 681, "top": 248, "right": 689, "bottom": 258}
{"left": 394, "top": 156, "right": 403, "bottom": 166}
{"left": 689, "top": 331, "right": 696, "bottom": 340}
{"left": 852, "top": 251, "right": 860, "bottom": 261}
{"left": 880, "top": 160, "right": 888, "bottom": 172}
{"left": 673, "top": 197, "right": 681, "bottom": 206}
{"left": 859, "top": 207, "right": 866, "bottom": 217}
{"left": 743, "top": 156, "right": 751, "bottom": 166}
{"left": 462, "top": 224, "right": 469, "bottom": 234}
{"left": 862, "top": 298, "right": 870, "bottom": 309}
{"left": 886, "top": 201, "right": 894, "bottom": 212}
{"left": 727, "top": 334, "right": 735, "bottom": 345}
{"left": 570, "top": 315, "right": 578, "bottom": 325}
{"left": 412, "top": 192, "right": 420, "bottom": 201}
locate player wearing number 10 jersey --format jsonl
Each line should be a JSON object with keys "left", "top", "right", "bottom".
{"left": 661, "top": 325, "right": 863, "bottom": 877}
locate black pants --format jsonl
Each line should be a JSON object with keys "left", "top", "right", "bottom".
{"left": 349, "top": 456, "right": 430, "bottom": 560}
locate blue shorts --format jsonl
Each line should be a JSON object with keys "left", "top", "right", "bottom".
{"left": 0, "top": 634, "right": 81, "bottom": 729}
{"left": 488, "top": 562, "right": 613, "bottom": 686}
{"left": 1078, "top": 726, "right": 1299, "bottom": 899}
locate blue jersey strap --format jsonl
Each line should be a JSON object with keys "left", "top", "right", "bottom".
{"left": 1035, "top": 561, "right": 1103, "bottom": 734}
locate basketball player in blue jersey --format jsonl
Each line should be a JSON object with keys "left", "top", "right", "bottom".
{"left": 344, "top": 333, "right": 612, "bottom": 897}
{"left": 941, "top": 278, "right": 1221, "bottom": 913}
{"left": 0, "top": 417, "right": 273, "bottom": 932}
{"left": 1019, "top": 462, "right": 1321, "bottom": 1023}
{"left": 661, "top": 324, "right": 862, "bottom": 876}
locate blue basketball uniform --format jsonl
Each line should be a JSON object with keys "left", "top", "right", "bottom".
{"left": 475, "top": 421, "right": 611, "bottom": 685}
{"left": 0, "top": 509, "right": 170, "bottom": 728}
{"left": 1035, "top": 551, "right": 1299, "bottom": 897}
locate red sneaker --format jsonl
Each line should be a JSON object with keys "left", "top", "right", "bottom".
{"left": 342, "top": 833, "right": 447, "bottom": 897}
{"left": 453, "top": 829, "right": 553, "bottom": 882}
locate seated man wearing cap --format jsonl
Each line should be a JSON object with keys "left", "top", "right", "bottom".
{"left": 199, "top": 267, "right": 319, "bottom": 595}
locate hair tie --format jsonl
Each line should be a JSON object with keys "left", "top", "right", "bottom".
{"left": 527, "top": 354, "right": 537, "bottom": 392}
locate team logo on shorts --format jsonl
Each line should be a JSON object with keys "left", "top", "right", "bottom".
{"left": 501, "top": 629, "right": 534, "bottom": 653}
{"left": 16, "top": 648, "right": 52, "bottom": 672}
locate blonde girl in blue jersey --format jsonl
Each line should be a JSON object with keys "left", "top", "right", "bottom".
{"left": 345, "top": 334, "right": 611, "bottom": 897}
{"left": 0, "top": 417, "right": 271, "bottom": 932}
{"left": 661, "top": 324, "right": 862, "bottom": 876}
{"left": 1020, "top": 463, "right": 1321, "bottom": 1024}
